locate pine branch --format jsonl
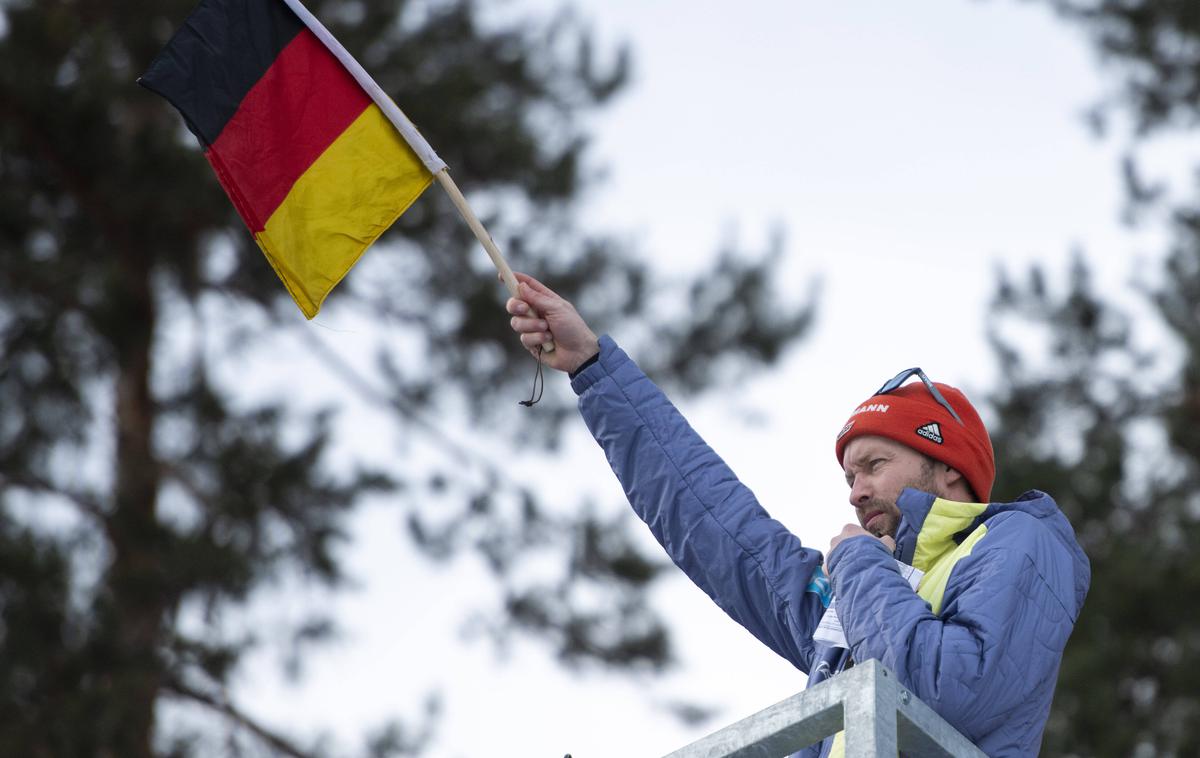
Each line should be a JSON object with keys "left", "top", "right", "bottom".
{"left": 165, "top": 679, "right": 316, "bottom": 758}
{"left": 0, "top": 472, "right": 108, "bottom": 523}
{"left": 158, "top": 460, "right": 223, "bottom": 514}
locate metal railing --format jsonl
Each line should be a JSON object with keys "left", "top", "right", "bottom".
{"left": 662, "top": 659, "right": 987, "bottom": 757}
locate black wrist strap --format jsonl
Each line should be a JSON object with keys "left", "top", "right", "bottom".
{"left": 568, "top": 352, "right": 599, "bottom": 380}
{"left": 519, "top": 346, "right": 545, "bottom": 407}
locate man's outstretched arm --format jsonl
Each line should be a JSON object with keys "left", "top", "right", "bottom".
{"left": 507, "top": 274, "right": 830, "bottom": 671}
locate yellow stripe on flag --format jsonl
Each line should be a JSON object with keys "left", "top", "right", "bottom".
{"left": 255, "top": 103, "right": 433, "bottom": 318}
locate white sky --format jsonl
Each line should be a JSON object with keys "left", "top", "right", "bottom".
{"left": 232, "top": 1, "right": 1180, "bottom": 756}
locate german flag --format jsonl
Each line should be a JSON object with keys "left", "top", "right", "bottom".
{"left": 140, "top": 0, "right": 435, "bottom": 318}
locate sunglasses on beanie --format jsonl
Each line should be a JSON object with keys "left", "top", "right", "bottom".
{"left": 874, "top": 367, "right": 964, "bottom": 426}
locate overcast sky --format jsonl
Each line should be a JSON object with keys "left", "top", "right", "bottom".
{"left": 231, "top": 2, "right": 1178, "bottom": 756}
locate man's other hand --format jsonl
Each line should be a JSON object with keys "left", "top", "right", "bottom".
{"left": 505, "top": 272, "right": 600, "bottom": 374}
{"left": 830, "top": 524, "right": 896, "bottom": 555}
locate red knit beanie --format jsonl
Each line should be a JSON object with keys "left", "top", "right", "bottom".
{"left": 834, "top": 375, "right": 995, "bottom": 503}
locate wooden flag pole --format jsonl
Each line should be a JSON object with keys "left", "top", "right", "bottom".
{"left": 282, "top": 0, "right": 553, "bottom": 351}
{"left": 435, "top": 170, "right": 556, "bottom": 353}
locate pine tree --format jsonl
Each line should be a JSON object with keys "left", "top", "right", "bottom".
{"left": 989, "top": 2, "right": 1200, "bottom": 753}
{"left": 0, "top": 1, "right": 815, "bottom": 755}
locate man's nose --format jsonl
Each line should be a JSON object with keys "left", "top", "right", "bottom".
{"left": 848, "top": 476, "right": 872, "bottom": 508}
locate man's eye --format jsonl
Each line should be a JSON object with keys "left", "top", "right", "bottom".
{"left": 870, "top": 458, "right": 886, "bottom": 470}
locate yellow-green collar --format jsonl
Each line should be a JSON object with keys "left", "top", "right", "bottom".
{"left": 911, "top": 497, "right": 988, "bottom": 572}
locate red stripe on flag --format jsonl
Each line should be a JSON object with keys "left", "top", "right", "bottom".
{"left": 208, "top": 29, "right": 372, "bottom": 232}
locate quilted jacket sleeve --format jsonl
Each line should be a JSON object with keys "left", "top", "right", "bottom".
{"left": 571, "top": 337, "right": 827, "bottom": 672}
{"left": 826, "top": 513, "right": 1078, "bottom": 743}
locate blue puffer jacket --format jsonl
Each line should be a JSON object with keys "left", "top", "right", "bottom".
{"left": 571, "top": 337, "right": 1090, "bottom": 757}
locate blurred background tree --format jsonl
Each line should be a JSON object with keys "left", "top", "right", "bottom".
{"left": 988, "top": 1, "right": 1200, "bottom": 754}
{"left": 0, "top": 0, "right": 814, "bottom": 755}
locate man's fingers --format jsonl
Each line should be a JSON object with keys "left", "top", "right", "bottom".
{"left": 506, "top": 297, "right": 529, "bottom": 316}
{"left": 512, "top": 271, "right": 542, "bottom": 293}
{"left": 511, "top": 274, "right": 570, "bottom": 318}
{"left": 517, "top": 283, "right": 558, "bottom": 312}
{"left": 504, "top": 271, "right": 558, "bottom": 300}
{"left": 510, "top": 316, "right": 547, "bottom": 333}
{"left": 514, "top": 272, "right": 559, "bottom": 298}
{"left": 520, "top": 331, "right": 553, "bottom": 348}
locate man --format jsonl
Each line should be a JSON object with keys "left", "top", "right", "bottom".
{"left": 507, "top": 273, "right": 1090, "bottom": 757}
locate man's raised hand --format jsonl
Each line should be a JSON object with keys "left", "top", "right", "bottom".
{"left": 829, "top": 524, "right": 896, "bottom": 556}
{"left": 506, "top": 272, "right": 600, "bottom": 374}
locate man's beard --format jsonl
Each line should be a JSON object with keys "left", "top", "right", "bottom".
{"left": 861, "top": 461, "right": 939, "bottom": 538}
{"left": 862, "top": 500, "right": 901, "bottom": 538}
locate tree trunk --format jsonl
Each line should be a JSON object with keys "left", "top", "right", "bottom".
{"left": 102, "top": 247, "right": 163, "bottom": 758}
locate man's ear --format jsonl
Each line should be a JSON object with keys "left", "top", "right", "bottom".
{"left": 940, "top": 463, "right": 965, "bottom": 489}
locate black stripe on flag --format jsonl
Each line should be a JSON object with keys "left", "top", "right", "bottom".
{"left": 139, "top": 0, "right": 304, "bottom": 147}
